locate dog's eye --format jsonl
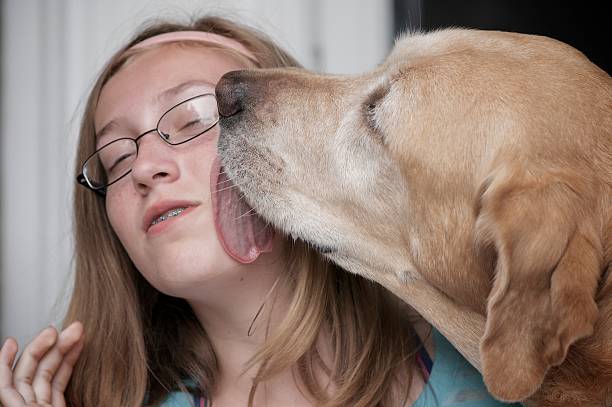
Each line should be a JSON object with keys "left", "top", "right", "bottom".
{"left": 362, "top": 86, "right": 388, "bottom": 134}
{"left": 365, "top": 102, "right": 378, "bottom": 125}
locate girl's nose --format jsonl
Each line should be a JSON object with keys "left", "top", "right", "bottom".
{"left": 129, "top": 132, "right": 179, "bottom": 194}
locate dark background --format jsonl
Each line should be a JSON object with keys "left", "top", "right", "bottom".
{"left": 394, "top": 0, "right": 609, "bottom": 74}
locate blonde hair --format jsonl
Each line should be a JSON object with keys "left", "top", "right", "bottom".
{"left": 66, "top": 15, "right": 418, "bottom": 407}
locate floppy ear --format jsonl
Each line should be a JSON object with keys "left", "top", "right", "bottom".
{"left": 474, "top": 162, "right": 602, "bottom": 401}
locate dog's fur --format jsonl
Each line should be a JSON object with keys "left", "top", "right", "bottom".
{"left": 215, "top": 29, "right": 612, "bottom": 405}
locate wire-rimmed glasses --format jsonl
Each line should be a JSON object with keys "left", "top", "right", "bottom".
{"left": 76, "top": 93, "right": 219, "bottom": 196}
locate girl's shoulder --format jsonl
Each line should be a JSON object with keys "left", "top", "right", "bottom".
{"left": 413, "top": 329, "right": 523, "bottom": 407}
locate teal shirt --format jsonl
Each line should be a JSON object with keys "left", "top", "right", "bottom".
{"left": 413, "top": 329, "right": 523, "bottom": 407}
{"left": 158, "top": 392, "right": 201, "bottom": 407}
{"left": 158, "top": 329, "right": 523, "bottom": 406}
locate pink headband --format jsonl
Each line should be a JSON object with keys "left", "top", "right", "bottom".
{"left": 130, "top": 31, "right": 257, "bottom": 61}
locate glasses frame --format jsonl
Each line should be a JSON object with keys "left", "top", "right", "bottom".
{"left": 76, "top": 93, "right": 219, "bottom": 197}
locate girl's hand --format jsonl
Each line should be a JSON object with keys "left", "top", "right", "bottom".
{"left": 0, "top": 321, "right": 84, "bottom": 407}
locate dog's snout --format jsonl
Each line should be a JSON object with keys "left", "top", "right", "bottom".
{"left": 215, "top": 71, "right": 252, "bottom": 117}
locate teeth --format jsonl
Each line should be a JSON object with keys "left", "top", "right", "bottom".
{"left": 151, "top": 207, "right": 187, "bottom": 226}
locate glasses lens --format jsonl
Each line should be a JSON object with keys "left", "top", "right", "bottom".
{"left": 158, "top": 94, "right": 219, "bottom": 144}
{"left": 83, "top": 138, "right": 137, "bottom": 188}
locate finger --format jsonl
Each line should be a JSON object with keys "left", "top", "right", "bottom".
{"left": 51, "top": 330, "right": 84, "bottom": 392}
{"left": 0, "top": 337, "right": 26, "bottom": 406}
{"left": 12, "top": 326, "right": 57, "bottom": 403}
{"left": 32, "top": 322, "right": 83, "bottom": 404}
{"left": 51, "top": 335, "right": 84, "bottom": 406}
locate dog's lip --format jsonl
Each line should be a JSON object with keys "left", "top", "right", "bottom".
{"left": 143, "top": 200, "right": 200, "bottom": 232}
{"left": 294, "top": 235, "right": 337, "bottom": 255}
{"left": 314, "top": 243, "right": 337, "bottom": 254}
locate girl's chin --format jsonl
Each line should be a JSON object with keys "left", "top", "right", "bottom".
{"left": 148, "top": 261, "right": 243, "bottom": 292}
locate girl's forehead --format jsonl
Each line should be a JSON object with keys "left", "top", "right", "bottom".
{"left": 94, "top": 46, "right": 242, "bottom": 126}
{"left": 102, "top": 46, "right": 241, "bottom": 98}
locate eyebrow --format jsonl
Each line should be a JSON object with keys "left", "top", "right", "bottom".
{"left": 95, "top": 79, "right": 216, "bottom": 140}
{"left": 95, "top": 120, "right": 119, "bottom": 142}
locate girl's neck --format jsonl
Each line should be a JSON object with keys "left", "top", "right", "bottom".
{"left": 187, "top": 262, "right": 319, "bottom": 406}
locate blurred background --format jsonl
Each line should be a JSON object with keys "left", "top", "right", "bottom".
{"left": 1, "top": 0, "right": 608, "bottom": 346}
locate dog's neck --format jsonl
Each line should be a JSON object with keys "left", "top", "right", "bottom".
{"left": 325, "top": 243, "right": 486, "bottom": 372}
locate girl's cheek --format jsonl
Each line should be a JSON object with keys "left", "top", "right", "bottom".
{"left": 105, "top": 189, "right": 131, "bottom": 235}
{"left": 105, "top": 203, "right": 120, "bottom": 236}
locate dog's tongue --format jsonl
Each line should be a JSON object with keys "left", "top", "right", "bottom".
{"left": 210, "top": 157, "right": 274, "bottom": 263}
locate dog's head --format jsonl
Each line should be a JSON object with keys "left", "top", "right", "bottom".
{"left": 215, "top": 28, "right": 611, "bottom": 402}
{"left": 215, "top": 65, "right": 413, "bottom": 284}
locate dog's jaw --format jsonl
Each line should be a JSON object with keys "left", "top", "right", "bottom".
{"left": 220, "top": 154, "right": 427, "bottom": 297}
{"left": 217, "top": 122, "right": 411, "bottom": 278}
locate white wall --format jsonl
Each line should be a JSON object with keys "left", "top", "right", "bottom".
{"left": 0, "top": 0, "right": 392, "bottom": 346}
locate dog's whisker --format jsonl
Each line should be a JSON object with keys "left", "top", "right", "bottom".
{"left": 213, "top": 180, "right": 249, "bottom": 194}
{"left": 218, "top": 168, "right": 239, "bottom": 178}
{"left": 234, "top": 207, "right": 257, "bottom": 220}
{"left": 215, "top": 177, "right": 235, "bottom": 186}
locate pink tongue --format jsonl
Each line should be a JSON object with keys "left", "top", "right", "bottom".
{"left": 210, "top": 156, "right": 274, "bottom": 263}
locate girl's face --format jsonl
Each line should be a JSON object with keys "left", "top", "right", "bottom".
{"left": 95, "top": 46, "right": 262, "bottom": 298}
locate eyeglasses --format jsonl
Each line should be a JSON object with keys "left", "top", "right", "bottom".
{"left": 76, "top": 93, "right": 219, "bottom": 196}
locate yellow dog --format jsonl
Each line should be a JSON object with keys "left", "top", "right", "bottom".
{"left": 215, "top": 28, "right": 612, "bottom": 406}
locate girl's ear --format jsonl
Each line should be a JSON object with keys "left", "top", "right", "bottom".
{"left": 474, "top": 162, "right": 601, "bottom": 401}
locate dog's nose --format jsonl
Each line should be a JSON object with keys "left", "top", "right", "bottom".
{"left": 216, "top": 71, "right": 250, "bottom": 117}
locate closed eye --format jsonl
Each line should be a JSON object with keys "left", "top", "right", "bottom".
{"left": 107, "top": 152, "right": 135, "bottom": 174}
{"left": 364, "top": 101, "right": 378, "bottom": 126}
{"left": 178, "top": 118, "right": 202, "bottom": 132}
{"left": 362, "top": 85, "right": 389, "bottom": 135}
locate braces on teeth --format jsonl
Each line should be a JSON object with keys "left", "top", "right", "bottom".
{"left": 151, "top": 207, "right": 186, "bottom": 226}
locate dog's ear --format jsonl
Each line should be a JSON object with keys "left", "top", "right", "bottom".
{"left": 474, "top": 162, "right": 601, "bottom": 401}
